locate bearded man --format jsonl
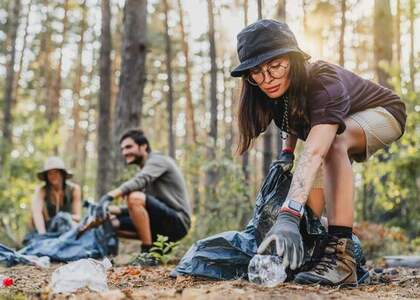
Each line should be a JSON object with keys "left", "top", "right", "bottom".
{"left": 97, "top": 129, "right": 191, "bottom": 251}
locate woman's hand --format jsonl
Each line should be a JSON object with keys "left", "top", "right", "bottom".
{"left": 257, "top": 211, "right": 304, "bottom": 270}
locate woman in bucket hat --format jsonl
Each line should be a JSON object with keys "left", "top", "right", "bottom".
{"left": 31, "top": 156, "right": 82, "bottom": 234}
{"left": 231, "top": 19, "right": 406, "bottom": 286}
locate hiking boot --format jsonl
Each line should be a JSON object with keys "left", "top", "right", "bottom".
{"left": 294, "top": 237, "right": 357, "bottom": 286}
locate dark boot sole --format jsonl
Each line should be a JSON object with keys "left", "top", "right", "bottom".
{"left": 295, "top": 273, "right": 358, "bottom": 288}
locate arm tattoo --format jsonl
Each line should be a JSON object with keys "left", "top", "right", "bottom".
{"left": 287, "top": 148, "right": 322, "bottom": 204}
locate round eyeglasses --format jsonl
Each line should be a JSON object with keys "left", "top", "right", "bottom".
{"left": 246, "top": 62, "right": 289, "bottom": 86}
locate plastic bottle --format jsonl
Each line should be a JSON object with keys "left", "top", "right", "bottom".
{"left": 0, "top": 275, "right": 14, "bottom": 287}
{"left": 51, "top": 258, "right": 112, "bottom": 293}
{"left": 248, "top": 254, "right": 287, "bottom": 287}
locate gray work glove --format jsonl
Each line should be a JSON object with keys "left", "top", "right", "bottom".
{"left": 257, "top": 211, "right": 304, "bottom": 270}
{"left": 274, "top": 150, "right": 294, "bottom": 172}
{"left": 94, "top": 194, "right": 113, "bottom": 220}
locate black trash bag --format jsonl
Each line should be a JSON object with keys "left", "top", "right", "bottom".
{"left": 172, "top": 162, "right": 327, "bottom": 280}
{"left": 18, "top": 202, "right": 118, "bottom": 262}
{"left": 172, "top": 162, "right": 366, "bottom": 280}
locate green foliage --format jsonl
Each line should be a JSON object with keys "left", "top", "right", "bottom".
{"left": 0, "top": 110, "right": 61, "bottom": 245}
{"left": 149, "top": 234, "right": 180, "bottom": 265}
{"left": 355, "top": 75, "right": 420, "bottom": 237}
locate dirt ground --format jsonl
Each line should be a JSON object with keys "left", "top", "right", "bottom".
{"left": 0, "top": 262, "right": 419, "bottom": 299}
{"left": 1, "top": 241, "right": 419, "bottom": 299}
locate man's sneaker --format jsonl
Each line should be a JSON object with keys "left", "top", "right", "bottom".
{"left": 294, "top": 237, "right": 357, "bottom": 286}
{"left": 129, "top": 252, "right": 159, "bottom": 267}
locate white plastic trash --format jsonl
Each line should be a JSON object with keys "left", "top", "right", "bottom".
{"left": 51, "top": 257, "right": 112, "bottom": 293}
{"left": 248, "top": 254, "right": 287, "bottom": 287}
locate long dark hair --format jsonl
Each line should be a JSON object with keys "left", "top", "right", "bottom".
{"left": 45, "top": 170, "right": 67, "bottom": 213}
{"left": 237, "top": 52, "right": 309, "bottom": 154}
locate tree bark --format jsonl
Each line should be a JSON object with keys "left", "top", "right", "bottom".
{"left": 276, "top": 0, "right": 286, "bottom": 21}
{"left": 82, "top": 48, "right": 96, "bottom": 192}
{"left": 409, "top": 0, "right": 415, "bottom": 91}
{"left": 257, "top": 0, "right": 272, "bottom": 176}
{"left": 205, "top": 0, "right": 218, "bottom": 204}
{"left": 163, "top": 0, "right": 175, "bottom": 158}
{"left": 13, "top": 0, "right": 32, "bottom": 101}
{"left": 177, "top": 0, "right": 197, "bottom": 144}
{"left": 394, "top": 0, "right": 401, "bottom": 86}
{"left": 339, "top": 0, "right": 346, "bottom": 67}
{"left": 243, "top": 0, "right": 248, "bottom": 26}
{"left": 207, "top": 0, "right": 218, "bottom": 159}
{"left": 69, "top": 0, "right": 88, "bottom": 174}
{"left": 51, "top": 0, "right": 69, "bottom": 133}
{"left": 241, "top": 0, "right": 250, "bottom": 182}
{"left": 1, "top": 0, "right": 21, "bottom": 174}
{"left": 374, "top": 0, "right": 393, "bottom": 88}
{"left": 41, "top": 0, "right": 54, "bottom": 125}
{"left": 114, "top": 0, "right": 148, "bottom": 173}
{"left": 96, "top": 0, "right": 113, "bottom": 198}
{"left": 274, "top": 0, "right": 286, "bottom": 157}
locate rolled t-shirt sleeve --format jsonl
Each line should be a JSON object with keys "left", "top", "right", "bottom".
{"left": 308, "top": 62, "right": 351, "bottom": 135}
{"left": 118, "top": 155, "right": 168, "bottom": 195}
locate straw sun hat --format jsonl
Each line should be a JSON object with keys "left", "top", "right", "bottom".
{"left": 37, "top": 156, "right": 73, "bottom": 181}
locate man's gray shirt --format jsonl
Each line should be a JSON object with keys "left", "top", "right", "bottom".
{"left": 118, "top": 153, "right": 192, "bottom": 230}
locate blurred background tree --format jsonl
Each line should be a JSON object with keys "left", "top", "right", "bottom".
{"left": 0, "top": 0, "right": 418, "bottom": 255}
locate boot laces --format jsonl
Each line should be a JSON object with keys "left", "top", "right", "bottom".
{"left": 313, "top": 238, "right": 344, "bottom": 275}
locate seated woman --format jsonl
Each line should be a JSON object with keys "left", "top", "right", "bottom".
{"left": 31, "top": 156, "right": 82, "bottom": 234}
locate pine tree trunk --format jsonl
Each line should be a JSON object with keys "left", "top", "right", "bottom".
{"left": 96, "top": 0, "right": 113, "bottom": 197}
{"left": 409, "top": 0, "right": 415, "bottom": 91}
{"left": 339, "top": 0, "right": 346, "bottom": 67}
{"left": 374, "top": 0, "right": 393, "bottom": 88}
{"left": 13, "top": 0, "right": 32, "bottom": 101}
{"left": 205, "top": 0, "right": 218, "bottom": 204}
{"left": 51, "top": 0, "right": 69, "bottom": 132}
{"left": 394, "top": 0, "right": 401, "bottom": 86}
{"left": 257, "top": 0, "right": 272, "bottom": 176}
{"left": 241, "top": 0, "right": 249, "bottom": 182}
{"left": 1, "top": 0, "right": 21, "bottom": 173}
{"left": 163, "top": 0, "right": 175, "bottom": 158}
{"left": 114, "top": 0, "right": 148, "bottom": 174}
{"left": 274, "top": 0, "right": 286, "bottom": 157}
{"left": 41, "top": 0, "right": 54, "bottom": 125}
{"left": 243, "top": 0, "right": 248, "bottom": 26}
{"left": 82, "top": 48, "right": 96, "bottom": 191}
{"left": 70, "top": 0, "right": 88, "bottom": 175}
{"left": 207, "top": 0, "right": 218, "bottom": 159}
{"left": 177, "top": 0, "right": 197, "bottom": 144}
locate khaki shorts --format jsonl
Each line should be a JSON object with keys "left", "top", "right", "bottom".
{"left": 297, "top": 107, "right": 403, "bottom": 189}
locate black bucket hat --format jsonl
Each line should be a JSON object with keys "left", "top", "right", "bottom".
{"left": 231, "top": 19, "right": 310, "bottom": 77}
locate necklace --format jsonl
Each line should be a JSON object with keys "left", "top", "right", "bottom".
{"left": 281, "top": 95, "right": 289, "bottom": 140}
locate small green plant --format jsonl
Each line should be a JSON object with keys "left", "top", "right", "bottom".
{"left": 149, "top": 235, "right": 180, "bottom": 265}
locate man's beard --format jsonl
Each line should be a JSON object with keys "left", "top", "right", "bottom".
{"left": 126, "top": 154, "right": 144, "bottom": 166}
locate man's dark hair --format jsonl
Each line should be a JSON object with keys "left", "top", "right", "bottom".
{"left": 119, "top": 129, "right": 152, "bottom": 153}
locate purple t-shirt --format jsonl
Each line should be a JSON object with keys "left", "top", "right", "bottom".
{"left": 274, "top": 61, "right": 406, "bottom": 140}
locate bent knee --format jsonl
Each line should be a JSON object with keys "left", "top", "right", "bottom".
{"left": 326, "top": 135, "right": 349, "bottom": 159}
{"left": 127, "top": 192, "right": 146, "bottom": 208}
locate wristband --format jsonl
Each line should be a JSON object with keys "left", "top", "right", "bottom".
{"left": 282, "top": 147, "right": 294, "bottom": 154}
{"left": 280, "top": 198, "right": 304, "bottom": 218}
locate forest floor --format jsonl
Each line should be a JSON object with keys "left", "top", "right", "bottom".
{"left": 0, "top": 258, "right": 420, "bottom": 300}
{"left": 0, "top": 240, "right": 419, "bottom": 299}
{"left": 0, "top": 263, "right": 419, "bottom": 300}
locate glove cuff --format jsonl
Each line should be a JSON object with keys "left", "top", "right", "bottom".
{"left": 282, "top": 147, "right": 294, "bottom": 154}
{"left": 277, "top": 211, "right": 301, "bottom": 226}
